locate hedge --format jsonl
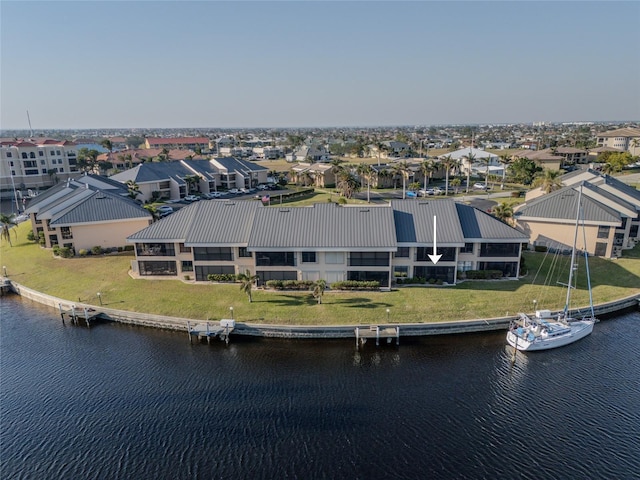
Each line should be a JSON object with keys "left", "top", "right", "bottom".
{"left": 266, "top": 280, "right": 315, "bottom": 290}
{"left": 207, "top": 274, "right": 237, "bottom": 283}
{"left": 330, "top": 280, "right": 380, "bottom": 291}
{"left": 464, "top": 270, "right": 504, "bottom": 280}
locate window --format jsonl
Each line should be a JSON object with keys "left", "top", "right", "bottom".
{"left": 238, "top": 247, "right": 252, "bottom": 258}
{"left": 136, "top": 243, "right": 176, "bottom": 256}
{"left": 457, "top": 261, "right": 473, "bottom": 272}
{"left": 6, "top": 152, "right": 11, "bottom": 158}
{"left": 255, "top": 270, "right": 297, "bottom": 285}
{"left": 302, "top": 251, "right": 316, "bottom": 263}
{"left": 349, "top": 251, "right": 389, "bottom": 267}
{"left": 181, "top": 261, "right": 193, "bottom": 272}
{"left": 193, "top": 247, "right": 233, "bottom": 261}
{"left": 9, "top": 161, "right": 14, "bottom": 167}
{"left": 139, "top": 261, "right": 177, "bottom": 276}
{"left": 416, "top": 247, "right": 456, "bottom": 262}
{"left": 256, "top": 251, "right": 295, "bottom": 266}
{"left": 478, "top": 262, "right": 518, "bottom": 277}
{"left": 325, "top": 252, "right": 344, "bottom": 264}
{"left": 22, "top": 153, "right": 28, "bottom": 159}
{"left": 23, "top": 160, "right": 37, "bottom": 168}
{"left": 479, "top": 243, "right": 519, "bottom": 257}
{"left": 179, "top": 243, "right": 191, "bottom": 253}
{"left": 393, "top": 265, "right": 408, "bottom": 278}
{"left": 25, "top": 169, "right": 39, "bottom": 175}
{"left": 56, "top": 150, "right": 61, "bottom": 156}
{"left": 38, "top": 151, "right": 43, "bottom": 157}
{"left": 394, "top": 247, "right": 409, "bottom": 258}
{"left": 594, "top": 242, "right": 607, "bottom": 256}
{"left": 61, "top": 227, "right": 72, "bottom": 239}
{"left": 29, "top": 152, "right": 36, "bottom": 158}
{"left": 414, "top": 266, "right": 455, "bottom": 284}
{"left": 195, "top": 265, "right": 235, "bottom": 281}
{"left": 59, "top": 168, "right": 64, "bottom": 173}
{"left": 597, "top": 226, "right": 610, "bottom": 239}
{"left": 461, "top": 243, "right": 474, "bottom": 253}
{"left": 41, "top": 159, "right": 45, "bottom": 165}
{"left": 49, "top": 234, "right": 58, "bottom": 246}
{"left": 347, "top": 270, "right": 388, "bottom": 287}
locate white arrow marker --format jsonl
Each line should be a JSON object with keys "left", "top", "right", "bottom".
{"left": 428, "top": 215, "right": 442, "bottom": 265}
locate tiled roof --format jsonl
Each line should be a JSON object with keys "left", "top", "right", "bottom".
{"left": 146, "top": 137, "right": 210, "bottom": 145}
{"left": 597, "top": 127, "right": 640, "bottom": 138}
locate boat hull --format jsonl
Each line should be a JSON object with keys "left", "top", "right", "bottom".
{"left": 507, "top": 320, "right": 594, "bottom": 351}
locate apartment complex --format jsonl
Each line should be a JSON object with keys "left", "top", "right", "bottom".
{"left": 595, "top": 127, "right": 640, "bottom": 156}
{"left": 126, "top": 199, "right": 528, "bottom": 286}
{"left": 0, "top": 139, "right": 80, "bottom": 197}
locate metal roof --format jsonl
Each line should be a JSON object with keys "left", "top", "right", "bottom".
{"left": 392, "top": 199, "right": 465, "bottom": 245}
{"left": 248, "top": 203, "right": 397, "bottom": 250}
{"left": 187, "top": 201, "right": 261, "bottom": 245}
{"left": 50, "top": 190, "right": 151, "bottom": 226}
{"left": 455, "top": 203, "right": 528, "bottom": 241}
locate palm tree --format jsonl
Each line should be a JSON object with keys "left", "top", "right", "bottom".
{"left": 450, "top": 177, "right": 462, "bottom": 194}
{"left": 534, "top": 169, "right": 563, "bottom": 193}
{"left": 492, "top": 202, "right": 514, "bottom": 225}
{"left": 143, "top": 204, "right": 160, "bottom": 221}
{"left": 420, "top": 159, "right": 435, "bottom": 190}
{"left": 237, "top": 269, "right": 259, "bottom": 303}
{"left": 0, "top": 213, "right": 18, "bottom": 247}
{"left": 357, "top": 163, "right": 374, "bottom": 203}
{"left": 312, "top": 279, "right": 327, "bottom": 305}
{"left": 392, "top": 161, "right": 411, "bottom": 199}
{"left": 441, "top": 155, "right": 456, "bottom": 196}
{"left": 477, "top": 156, "right": 492, "bottom": 190}
{"left": 462, "top": 152, "right": 476, "bottom": 193}
{"left": 184, "top": 175, "right": 200, "bottom": 195}
{"left": 498, "top": 154, "right": 515, "bottom": 189}
{"left": 125, "top": 180, "right": 140, "bottom": 200}
{"left": 100, "top": 139, "right": 113, "bottom": 154}
{"left": 335, "top": 167, "right": 359, "bottom": 199}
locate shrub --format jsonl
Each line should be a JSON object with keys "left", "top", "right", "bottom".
{"left": 266, "top": 280, "right": 314, "bottom": 290}
{"left": 465, "top": 270, "right": 503, "bottom": 280}
{"left": 534, "top": 245, "right": 548, "bottom": 252}
{"left": 123, "top": 245, "right": 134, "bottom": 252}
{"left": 337, "top": 197, "right": 347, "bottom": 205}
{"left": 52, "top": 245, "right": 61, "bottom": 256}
{"left": 117, "top": 246, "right": 123, "bottom": 252}
{"left": 78, "top": 249, "right": 88, "bottom": 257}
{"left": 38, "top": 232, "right": 45, "bottom": 246}
{"left": 58, "top": 247, "right": 73, "bottom": 258}
{"left": 207, "top": 273, "right": 236, "bottom": 283}
{"left": 26, "top": 230, "right": 35, "bottom": 242}
{"left": 91, "top": 246, "right": 103, "bottom": 255}
{"left": 184, "top": 275, "right": 191, "bottom": 281}
{"left": 330, "top": 280, "right": 380, "bottom": 291}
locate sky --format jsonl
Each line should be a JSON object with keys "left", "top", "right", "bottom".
{"left": 1, "top": 1, "right": 639, "bottom": 129}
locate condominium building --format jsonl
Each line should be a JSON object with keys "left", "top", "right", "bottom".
{"left": 595, "top": 127, "right": 640, "bottom": 156}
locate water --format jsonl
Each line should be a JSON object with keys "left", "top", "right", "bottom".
{"left": 1, "top": 295, "right": 639, "bottom": 479}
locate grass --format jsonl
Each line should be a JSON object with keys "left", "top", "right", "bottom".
{"left": 3, "top": 222, "right": 639, "bottom": 325}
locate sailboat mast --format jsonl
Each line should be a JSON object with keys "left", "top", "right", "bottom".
{"left": 564, "top": 184, "right": 583, "bottom": 317}
{"left": 581, "top": 201, "right": 595, "bottom": 319}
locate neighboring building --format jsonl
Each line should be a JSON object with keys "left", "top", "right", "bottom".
{"left": 126, "top": 199, "right": 528, "bottom": 286}
{"left": 595, "top": 127, "right": 640, "bottom": 156}
{"left": 286, "top": 145, "right": 330, "bottom": 163}
{"left": 144, "top": 137, "right": 211, "bottom": 151}
{"left": 515, "top": 170, "right": 640, "bottom": 258}
{"left": 110, "top": 157, "right": 268, "bottom": 202}
{"left": 23, "top": 175, "right": 152, "bottom": 251}
{"left": 0, "top": 139, "right": 80, "bottom": 198}
{"left": 440, "top": 147, "right": 502, "bottom": 176}
{"left": 510, "top": 149, "right": 564, "bottom": 171}
{"left": 289, "top": 163, "right": 336, "bottom": 187}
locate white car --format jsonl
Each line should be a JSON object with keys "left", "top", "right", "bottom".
{"left": 473, "top": 183, "right": 487, "bottom": 190}
{"left": 227, "top": 188, "right": 239, "bottom": 195}
{"left": 184, "top": 195, "right": 200, "bottom": 202}
{"left": 203, "top": 192, "right": 223, "bottom": 199}
{"left": 157, "top": 206, "right": 173, "bottom": 217}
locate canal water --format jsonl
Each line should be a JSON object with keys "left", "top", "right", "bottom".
{"left": 1, "top": 295, "right": 639, "bottom": 479}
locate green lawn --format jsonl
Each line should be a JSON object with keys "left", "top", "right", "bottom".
{"left": 2, "top": 222, "right": 639, "bottom": 325}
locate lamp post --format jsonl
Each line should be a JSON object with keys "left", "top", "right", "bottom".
{"left": 386, "top": 308, "right": 390, "bottom": 323}
{"left": 533, "top": 299, "right": 537, "bottom": 313}
{"left": 229, "top": 306, "right": 234, "bottom": 320}
{"left": 97, "top": 292, "right": 102, "bottom": 305}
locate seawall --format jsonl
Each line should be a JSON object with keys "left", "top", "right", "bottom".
{"left": 6, "top": 280, "right": 640, "bottom": 339}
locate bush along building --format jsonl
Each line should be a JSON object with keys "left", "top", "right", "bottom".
{"left": 126, "top": 199, "right": 528, "bottom": 287}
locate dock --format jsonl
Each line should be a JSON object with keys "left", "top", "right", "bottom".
{"left": 188, "top": 319, "right": 235, "bottom": 345}
{"left": 355, "top": 325, "right": 400, "bottom": 348}
{"left": 58, "top": 303, "right": 103, "bottom": 327}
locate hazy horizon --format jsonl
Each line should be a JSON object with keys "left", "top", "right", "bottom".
{"left": 2, "top": 1, "right": 639, "bottom": 130}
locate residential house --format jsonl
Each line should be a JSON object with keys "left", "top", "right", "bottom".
{"left": 289, "top": 163, "right": 336, "bottom": 188}
{"left": 286, "top": 145, "right": 330, "bottom": 163}
{"left": 23, "top": 175, "right": 152, "bottom": 251}
{"left": 126, "top": 199, "right": 528, "bottom": 286}
{"left": 440, "top": 147, "right": 502, "bottom": 177}
{"left": 595, "top": 127, "right": 640, "bottom": 156}
{"left": 509, "top": 149, "right": 563, "bottom": 171}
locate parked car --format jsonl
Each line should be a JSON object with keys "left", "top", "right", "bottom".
{"left": 157, "top": 206, "right": 173, "bottom": 217}
{"left": 203, "top": 192, "right": 223, "bottom": 199}
{"left": 419, "top": 188, "right": 435, "bottom": 196}
{"left": 473, "top": 183, "right": 487, "bottom": 190}
{"left": 406, "top": 191, "right": 418, "bottom": 198}
{"left": 257, "top": 184, "right": 270, "bottom": 190}
{"left": 228, "top": 188, "right": 239, "bottom": 195}
{"left": 184, "top": 195, "right": 200, "bottom": 202}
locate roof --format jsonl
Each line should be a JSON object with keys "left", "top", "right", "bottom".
{"left": 597, "top": 127, "right": 640, "bottom": 138}
{"left": 50, "top": 190, "right": 151, "bottom": 226}
{"left": 455, "top": 203, "right": 528, "bottom": 241}
{"left": 392, "top": 200, "right": 465, "bottom": 245}
{"left": 515, "top": 184, "right": 621, "bottom": 225}
{"left": 146, "top": 137, "right": 209, "bottom": 146}
{"left": 249, "top": 203, "right": 397, "bottom": 250}
{"left": 440, "top": 147, "right": 498, "bottom": 161}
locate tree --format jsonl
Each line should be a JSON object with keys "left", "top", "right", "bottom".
{"left": 462, "top": 152, "right": 476, "bottom": 193}
{"left": 420, "top": 159, "right": 435, "bottom": 189}
{"left": 356, "top": 163, "right": 374, "bottom": 203}
{"left": 143, "top": 204, "right": 160, "bottom": 221}
{"left": 312, "top": 279, "right": 327, "bottom": 305}
{"left": 492, "top": 202, "right": 514, "bottom": 224}
{"left": 184, "top": 175, "right": 200, "bottom": 195}
{"left": 509, "top": 157, "right": 542, "bottom": 185}
{"left": 477, "top": 156, "right": 492, "bottom": 190}
{"left": 450, "top": 177, "right": 462, "bottom": 194}
{"left": 533, "top": 169, "right": 563, "bottom": 193}
{"left": 0, "top": 213, "right": 18, "bottom": 247}
{"left": 237, "top": 269, "right": 259, "bottom": 303}
{"left": 335, "top": 166, "right": 360, "bottom": 199}
{"left": 441, "top": 155, "right": 457, "bottom": 196}
{"left": 100, "top": 139, "right": 113, "bottom": 153}
{"left": 602, "top": 152, "right": 634, "bottom": 174}
{"left": 392, "top": 161, "right": 411, "bottom": 199}
{"left": 125, "top": 180, "right": 140, "bottom": 200}
{"left": 77, "top": 148, "right": 100, "bottom": 173}
{"left": 498, "top": 154, "right": 515, "bottom": 189}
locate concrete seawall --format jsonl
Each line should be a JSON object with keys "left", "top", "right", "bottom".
{"left": 6, "top": 280, "right": 640, "bottom": 339}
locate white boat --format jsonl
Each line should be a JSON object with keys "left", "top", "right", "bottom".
{"left": 507, "top": 185, "right": 597, "bottom": 352}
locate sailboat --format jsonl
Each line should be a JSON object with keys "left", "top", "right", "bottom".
{"left": 507, "top": 185, "right": 598, "bottom": 351}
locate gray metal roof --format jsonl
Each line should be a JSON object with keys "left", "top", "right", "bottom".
{"left": 213, "top": 157, "right": 267, "bottom": 173}
{"left": 50, "top": 190, "right": 151, "bottom": 226}
{"left": 248, "top": 202, "right": 397, "bottom": 250}
{"left": 392, "top": 199, "right": 465, "bottom": 245}
{"left": 127, "top": 203, "right": 199, "bottom": 242}
{"left": 516, "top": 185, "right": 621, "bottom": 224}
{"left": 455, "top": 203, "right": 528, "bottom": 241}
{"left": 187, "top": 201, "right": 261, "bottom": 246}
